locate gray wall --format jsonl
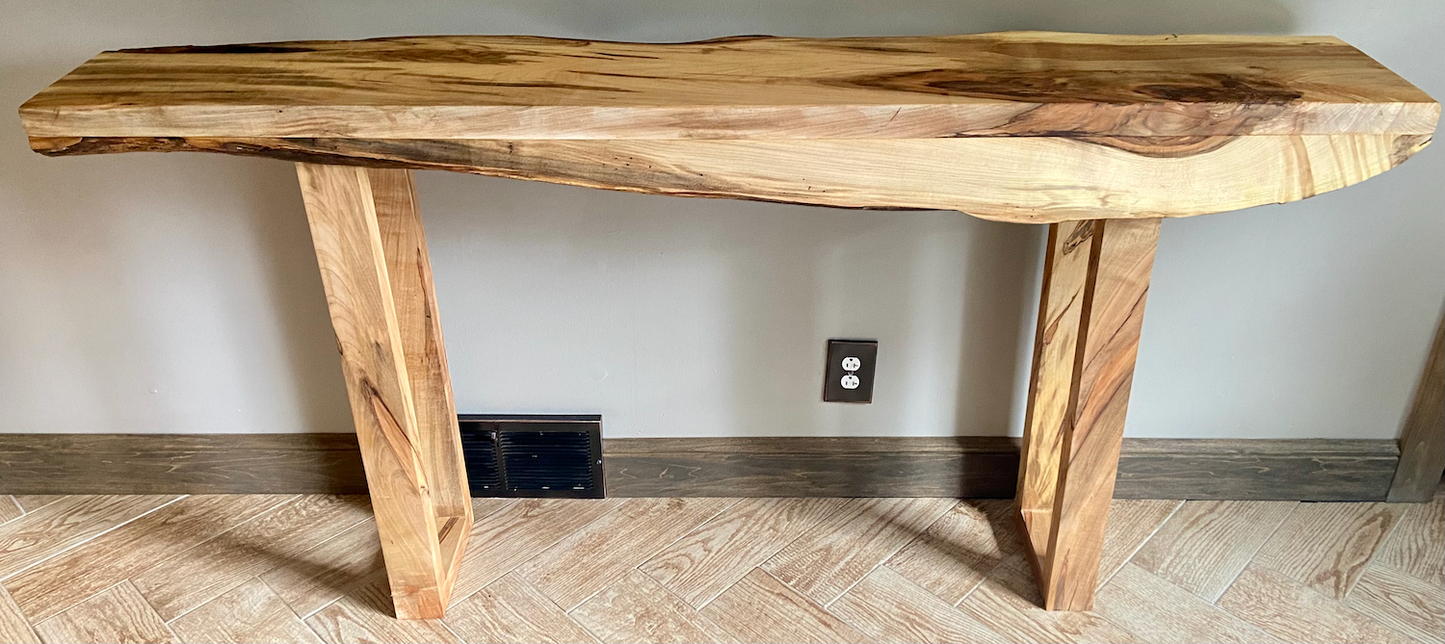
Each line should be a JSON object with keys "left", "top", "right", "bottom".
{"left": 2, "top": 0, "right": 1441, "bottom": 439}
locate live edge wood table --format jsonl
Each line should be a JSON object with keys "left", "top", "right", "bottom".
{"left": 18, "top": 32, "right": 1438, "bottom": 619}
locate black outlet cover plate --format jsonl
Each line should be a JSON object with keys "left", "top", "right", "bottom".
{"left": 824, "top": 339, "right": 877, "bottom": 403}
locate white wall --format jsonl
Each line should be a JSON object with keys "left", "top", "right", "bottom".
{"left": 2, "top": 0, "right": 1441, "bottom": 439}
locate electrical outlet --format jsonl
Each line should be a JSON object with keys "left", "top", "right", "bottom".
{"left": 823, "top": 339, "right": 877, "bottom": 403}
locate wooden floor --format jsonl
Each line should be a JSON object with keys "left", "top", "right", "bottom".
{"left": 0, "top": 490, "right": 1438, "bottom": 644}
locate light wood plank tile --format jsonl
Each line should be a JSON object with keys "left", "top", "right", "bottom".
{"left": 1252, "top": 502, "right": 1405, "bottom": 599}
{"left": 518, "top": 498, "right": 733, "bottom": 610}
{"left": 1218, "top": 565, "right": 1416, "bottom": 644}
{"left": 1095, "top": 564, "right": 1282, "bottom": 644}
{"left": 0, "top": 498, "right": 23, "bottom": 525}
{"left": 168, "top": 578, "right": 322, "bottom": 644}
{"left": 1346, "top": 563, "right": 1445, "bottom": 644}
{"left": 1096, "top": 499, "right": 1182, "bottom": 586}
{"left": 258, "top": 517, "right": 385, "bottom": 618}
{"left": 8, "top": 495, "right": 292, "bottom": 622}
{"left": 444, "top": 573, "right": 597, "bottom": 644}
{"left": 0, "top": 495, "right": 180, "bottom": 580}
{"left": 761, "top": 497, "right": 955, "bottom": 605}
{"left": 829, "top": 566, "right": 1007, "bottom": 644}
{"left": 639, "top": 497, "right": 846, "bottom": 608}
{"left": 10, "top": 497, "right": 59, "bottom": 514}
{"left": 468, "top": 497, "right": 517, "bottom": 522}
{"left": 449, "top": 498, "right": 621, "bottom": 607}
{"left": 700, "top": 568, "right": 870, "bottom": 644}
{"left": 134, "top": 495, "right": 373, "bottom": 621}
{"left": 304, "top": 576, "right": 460, "bottom": 644}
{"left": 1132, "top": 500, "right": 1295, "bottom": 602}
{"left": 884, "top": 499, "right": 1022, "bottom": 605}
{"left": 32, "top": 581, "right": 176, "bottom": 644}
{"left": 956, "top": 562, "right": 1137, "bottom": 643}
{"left": 570, "top": 570, "right": 736, "bottom": 644}
{"left": 1376, "top": 495, "right": 1444, "bottom": 587}
{"left": 0, "top": 587, "right": 39, "bottom": 644}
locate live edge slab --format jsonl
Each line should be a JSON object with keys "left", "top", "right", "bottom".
{"left": 18, "top": 32, "right": 1438, "bottom": 617}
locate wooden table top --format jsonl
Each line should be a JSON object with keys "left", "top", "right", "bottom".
{"left": 18, "top": 32, "right": 1439, "bottom": 222}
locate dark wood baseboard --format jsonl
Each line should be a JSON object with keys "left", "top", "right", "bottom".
{"left": 0, "top": 434, "right": 1400, "bottom": 501}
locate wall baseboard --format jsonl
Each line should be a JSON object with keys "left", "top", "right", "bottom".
{"left": 0, "top": 434, "right": 1399, "bottom": 501}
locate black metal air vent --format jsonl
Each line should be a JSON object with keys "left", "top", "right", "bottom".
{"left": 457, "top": 414, "right": 604, "bottom": 498}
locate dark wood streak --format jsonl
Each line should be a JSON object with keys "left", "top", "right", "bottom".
{"left": 1390, "top": 133, "right": 1433, "bottom": 166}
{"left": 28, "top": 136, "right": 933, "bottom": 212}
{"left": 1062, "top": 220, "right": 1096, "bottom": 254}
{"left": 841, "top": 68, "right": 1304, "bottom": 104}
{"left": 1077, "top": 136, "right": 1235, "bottom": 158}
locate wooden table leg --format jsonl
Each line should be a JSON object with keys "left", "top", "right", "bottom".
{"left": 296, "top": 163, "right": 472, "bottom": 619}
{"left": 1016, "top": 218, "right": 1160, "bottom": 611}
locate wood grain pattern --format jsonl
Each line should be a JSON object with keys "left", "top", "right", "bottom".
{"left": 700, "top": 569, "right": 870, "bottom": 644}
{"left": 518, "top": 498, "right": 733, "bottom": 610}
{"left": 1017, "top": 220, "right": 1096, "bottom": 557}
{"left": 0, "top": 434, "right": 1403, "bottom": 499}
{"left": 1218, "top": 566, "right": 1415, "bottom": 644}
{"left": 1346, "top": 564, "right": 1445, "bottom": 644}
{"left": 297, "top": 162, "right": 458, "bottom": 619}
{"left": 449, "top": 498, "right": 621, "bottom": 606}
{"left": 829, "top": 566, "right": 1007, "bottom": 644}
{"left": 31, "top": 582, "right": 176, "bottom": 644}
{"left": 0, "top": 499, "right": 21, "bottom": 526}
{"left": 884, "top": 500, "right": 1023, "bottom": 605}
{"left": 609, "top": 437, "right": 1019, "bottom": 498}
{"left": 131, "top": 494, "right": 373, "bottom": 620}
{"left": 1388, "top": 315, "right": 1445, "bottom": 502}
{"left": 369, "top": 167, "right": 473, "bottom": 554}
{"left": 0, "top": 588, "right": 38, "bottom": 644}
{"left": 955, "top": 561, "right": 1138, "bottom": 644}
{"left": 760, "top": 497, "right": 956, "bottom": 605}
{"left": 1375, "top": 494, "right": 1444, "bottom": 586}
{"left": 1114, "top": 439, "right": 1400, "bottom": 501}
{"left": 0, "top": 434, "right": 367, "bottom": 495}
{"left": 29, "top": 134, "right": 1429, "bottom": 223}
{"left": 0, "top": 493, "right": 1439, "bottom": 642}
{"left": 569, "top": 570, "right": 737, "bottom": 644}
{"left": 443, "top": 574, "right": 599, "bottom": 644}
{"left": 638, "top": 497, "right": 846, "bottom": 608}
{"left": 9, "top": 497, "right": 56, "bottom": 513}
{"left": 19, "top": 33, "right": 1437, "bottom": 140}
{"left": 257, "top": 517, "right": 385, "bottom": 618}
{"left": 167, "top": 578, "right": 324, "bottom": 644}
{"left": 1251, "top": 502, "right": 1405, "bottom": 599}
{"left": 1132, "top": 500, "right": 1296, "bottom": 602}
{"left": 1095, "top": 499, "right": 1182, "bottom": 587}
{"left": 19, "top": 33, "right": 1437, "bottom": 222}
{"left": 6, "top": 494, "right": 291, "bottom": 622}
{"left": 1015, "top": 218, "right": 1161, "bottom": 610}
{"left": 0, "top": 495, "right": 179, "bottom": 580}
{"left": 303, "top": 576, "right": 460, "bottom": 644}
{"left": 1044, "top": 218, "right": 1160, "bottom": 610}
{"left": 1094, "top": 564, "right": 1282, "bottom": 644}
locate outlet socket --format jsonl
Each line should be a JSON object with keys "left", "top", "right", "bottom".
{"left": 824, "top": 339, "right": 877, "bottom": 403}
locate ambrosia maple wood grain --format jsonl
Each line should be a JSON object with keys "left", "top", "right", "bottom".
{"left": 18, "top": 32, "right": 1439, "bottom": 223}
{"left": 14, "top": 31, "right": 1440, "bottom": 621}
{"left": 18, "top": 33, "right": 1438, "bottom": 139}
{"left": 296, "top": 164, "right": 468, "bottom": 620}
{"left": 1016, "top": 218, "right": 1161, "bottom": 610}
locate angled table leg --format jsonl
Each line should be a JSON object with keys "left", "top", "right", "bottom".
{"left": 1016, "top": 217, "right": 1160, "bottom": 611}
{"left": 296, "top": 163, "right": 472, "bottom": 619}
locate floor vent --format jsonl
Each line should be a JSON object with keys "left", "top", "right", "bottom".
{"left": 457, "top": 414, "right": 604, "bottom": 498}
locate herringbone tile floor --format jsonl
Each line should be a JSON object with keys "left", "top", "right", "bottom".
{"left": 0, "top": 490, "right": 1438, "bottom": 643}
